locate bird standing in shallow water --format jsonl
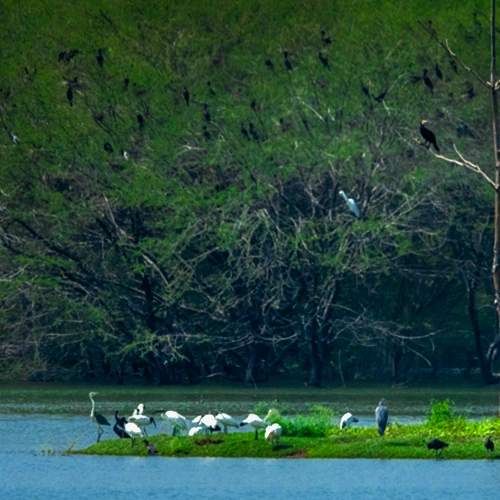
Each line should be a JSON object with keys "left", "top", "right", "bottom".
{"left": 339, "top": 190, "right": 360, "bottom": 218}
{"left": 89, "top": 392, "right": 110, "bottom": 443}
{"left": 375, "top": 398, "right": 388, "bottom": 436}
{"left": 427, "top": 438, "right": 448, "bottom": 458}
{"left": 420, "top": 120, "right": 440, "bottom": 151}
{"left": 485, "top": 435, "right": 494, "bottom": 456}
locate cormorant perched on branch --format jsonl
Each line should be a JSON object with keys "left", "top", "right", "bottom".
{"left": 66, "top": 87, "right": 73, "bottom": 107}
{"left": 420, "top": 120, "right": 440, "bottom": 151}
{"left": 423, "top": 69, "right": 433, "bottom": 92}
{"left": 435, "top": 63, "right": 443, "bottom": 80}
{"left": 283, "top": 52, "right": 292, "bottom": 71}
{"left": 318, "top": 52, "right": 330, "bottom": 69}
{"left": 183, "top": 86, "right": 190, "bottom": 106}
{"left": 104, "top": 142, "right": 113, "bottom": 153}
{"left": 202, "top": 125, "right": 211, "bottom": 141}
{"left": 203, "top": 104, "right": 211, "bottom": 122}
{"left": 265, "top": 59, "right": 274, "bottom": 70}
{"left": 96, "top": 49, "right": 104, "bottom": 67}
{"left": 360, "top": 81, "right": 370, "bottom": 97}
{"left": 373, "top": 87, "right": 387, "bottom": 103}
{"left": 449, "top": 57, "right": 458, "bottom": 73}
{"left": 137, "top": 114, "right": 144, "bottom": 128}
{"left": 320, "top": 30, "right": 332, "bottom": 46}
{"left": 240, "top": 122, "right": 250, "bottom": 140}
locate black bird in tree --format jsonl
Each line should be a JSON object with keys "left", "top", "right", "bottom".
{"left": 207, "top": 81, "right": 215, "bottom": 97}
{"left": 66, "top": 87, "right": 73, "bottom": 107}
{"left": 423, "top": 69, "right": 434, "bottom": 92}
{"left": 96, "top": 48, "right": 104, "bottom": 68}
{"left": 249, "top": 122, "right": 259, "bottom": 141}
{"left": 183, "top": 86, "right": 190, "bottom": 106}
{"left": 58, "top": 51, "right": 67, "bottom": 62}
{"left": 449, "top": 57, "right": 458, "bottom": 73}
{"left": 137, "top": 114, "right": 144, "bottom": 128}
{"left": 420, "top": 120, "right": 440, "bottom": 151}
{"left": 485, "top": 435, "right": 494, "bottom": 455}
{"left": 435, "top": 63, "right": 443, "bottom": 80}
{"left": 240, "top": 122, "right": 250, "bottom": 140}
{"left": 143, "top": 440, "right": 158, "bottom": 456}
{"left": 373, "top": 87, "right": 387, "bottom": 103}
{"left": 104, "top": 142, "right": 113, "bottom": 153}
{"left": 360, "top": 81, "right": 370, "bottom": 97}
{"left": 283, "top": 52, "right": 292, "bottom": 71}
{"left": 250, "top": 99, "right": 256, "bottom": 112}
{"left": 318, "top": 52, "right": 330, "bottom": 69}
{"left": 464, "top": 82, "right": 475, "bottom": 99}
{"left": 123, "top": 78, "right": 130, "bottom": 91}
{"left": 265, "top": 59, "right": 274, "bottom": 70}
{"left": 202, "top": 125, "right": 211, "bottom": 141}
{"left": 427, "top": 438, "right": 448, "bottom": 459}
{"left": 203, "top": 104, "right": 211, "bottom": 123}
{"left": 320, "top": 30, "right": 332, "bottom": 46}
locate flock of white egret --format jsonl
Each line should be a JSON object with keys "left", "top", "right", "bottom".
{"left": 89, "top": 392, "right": 389, "bottom": 452}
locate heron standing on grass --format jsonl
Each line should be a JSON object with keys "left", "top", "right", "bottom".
{"left": 89, "top": 392, "right": 110, "bottom": 443}
{"left": 375, "top": 398, "right": 388, "bottom": 436}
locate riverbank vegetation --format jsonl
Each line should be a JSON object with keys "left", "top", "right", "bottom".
{"left": 76, "top": 400, "right": 500, "bottom": 459}
{"left": 1, "top": 0, "right": 500, "bottom": 385}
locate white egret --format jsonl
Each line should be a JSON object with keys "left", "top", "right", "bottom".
{"left": 340, "top": 412, "right": 359, "bottom": 429}
{"left": 339, "top": 190, "right": 360, "bottom": 218}
{"left": 215, "top": 412, "right": 239, "bottom": 433}
{"left": 265, "top": 423, "right": 283, "bottom": 446}
{"left": 89, "top": 392, "right": 111, "bottom": 443}
{"left": 239, "top": 413, "right": 269, "bottom": 440}
{"left": 11, "top": 132, "right": 19, "bottom": 144}
{"left": 375, "top": 398, "right": 388, "bottom": 436}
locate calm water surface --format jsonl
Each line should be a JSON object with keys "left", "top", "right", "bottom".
{"left": 2, "top": 382, "right": 500, "bottom": 499}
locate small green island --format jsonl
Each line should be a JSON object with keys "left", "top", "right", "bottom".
{"left": 76, "top": 400, "right": 500, "bottom": 460}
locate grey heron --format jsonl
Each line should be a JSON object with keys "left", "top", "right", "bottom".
{"left": 339, "top": 190, "right": 360, "bottom": 218}
{"left": 340, "top": 412, "right": 359, "bottom": 429}
{"left": 265, "top": 423, "right": 283, "bottom": 446}
{"left": 89, "top": 392, "right": 110, "bottom": 443}
{"left": 143, "top": 440, "right": 158, "bottom": 456}
{"left": 427, "top": 438, "right": 448, "bottom": 458}
{"left": 375, "top": 398, "right": 388, "bottom": 436}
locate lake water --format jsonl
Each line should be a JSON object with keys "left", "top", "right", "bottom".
{"left": 2, "top": 382, "right": 500, "bottom": 498}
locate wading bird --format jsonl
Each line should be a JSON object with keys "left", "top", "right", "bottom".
{"left": 265, "top": 423, "right": 282, "bottom": 446}
{"left": 128, "top": 414, "right": 156, "bottom": 436}
{"left": 485, "top": 435, "right": 494, "bottom": 456}
{"left": 375, "top": 398, "right": 388, "bottom": 436}
{"left": 89, "top": 392, "right": 110, "bottom": 443}
{"left": 339, "top": 190, "right": 360, "bottom": 218}
{"left": 215, "top": 412, "right": 240, "bottom": 433}
{"left": 155, "top": 410, "right": 189, "bottom": 435}
{"left": 124, "top": 421, "right": 143, "bottom": 445}
{"left": 132, "top": 404, "right": 145, "bottom": 416}
{"left": 427, "top": 438, "right": 448, "bottom": 458}
{"left": 113, "top": 411, "right": 131, "bottom": 439}
{"left": 240, "top": 413, "right": 269, "bottom": 440}
{"left": 143, "top": 440, "right": 158, "bottom": 456}
{"left": 340, "top": 412, "right": 359, "bottom": 429}
{"left": 420, "top": 120, "right": 440, "bottom": 151}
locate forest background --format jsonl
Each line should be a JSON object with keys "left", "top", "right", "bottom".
{"left": 1, "top": 0, "right": 498, "bottom": 387}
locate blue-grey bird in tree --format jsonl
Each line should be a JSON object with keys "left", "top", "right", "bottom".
{"left": 89, "top": 392, "right": 110, "bottom": 443}
{"left": 339, "top": 190, "right": 360, "bottom": 218}
{"left": 375, "top": 398, "right": 388, "bottom": 436}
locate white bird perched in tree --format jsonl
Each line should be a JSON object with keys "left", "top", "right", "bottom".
{"left": 89, "top": 392, "right": 110, "bottom": 443}
{"left": 239, "top": 413, "right": 270, "bottom": 440}
{"left": 11, "top": 131, "right": 19, "bottom": 144}
{"left": 215, "top": 412, "right": 240, "bottom": 433}
{"left": 340, "top": 412, "right": 359, "bottom": 429}
{"left": 339, "top": 190, "right": 360, "bottom": 218}
{"left": 127, "top": 414, "right": 156, "bottom": 436}
{"left": 265, "top": 423, "right": 283, "bottom": 446}
{"left": 154, "top": 410, "right": 189, "bottom": 435}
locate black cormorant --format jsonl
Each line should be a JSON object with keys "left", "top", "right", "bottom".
{"left": 420, "top": 120, "right": 440, "bottom": 151}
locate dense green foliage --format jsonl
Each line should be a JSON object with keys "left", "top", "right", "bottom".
{"left": 0, "top": 0, "right": 498, "bottom": 384}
